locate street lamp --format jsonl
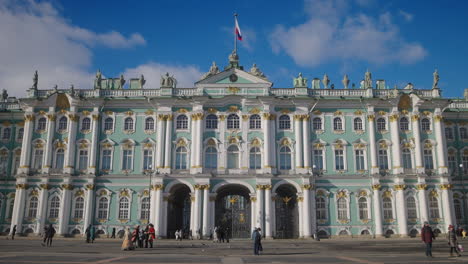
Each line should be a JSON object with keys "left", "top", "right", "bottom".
{"left": 312, "top": 165, "right": 322, "bottom": 177}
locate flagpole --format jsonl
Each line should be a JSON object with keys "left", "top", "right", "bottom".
{"left": 234, "top": 13, "right": 237, "bottom": 53}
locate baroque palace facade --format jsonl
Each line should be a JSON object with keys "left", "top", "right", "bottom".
{"left": 0, "top": 52, "right": 467, "bottom": 239}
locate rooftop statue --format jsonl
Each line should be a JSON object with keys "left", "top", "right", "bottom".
{"left": 1, "top": 89, "right": 8, "bottom": 102}
{"left": 293, "top": 73, "right": 307, "bottom": 88}
{"left": 95, "top": 70, "right": 102, "bottom": 89}
{"left": 364, "top": 70, "right": 372, "bottom": 89}
{"left": 433, "top": 69, "right": 439, "bottom": 88}
{"left": 201, "top": 61, "right": 220, "bottom": 80}
{"left": 139, "top": 74, "right": 146, "bottom": 88}
{"left": 161, "top": 72, "right": 177, "bottom": 88}
{"left": 250, "top": 63, "right": 265, "bottom": 78}
{"left": 70, "top": 84, "right": 76, "bottom": 97}
{"left": 229, "top": 50, "right": 239, "bottom": 62}
{"left": 119, "top": 74, "right": 126, "bottom": 89}
{"left": 32, "top": 70, "right": 38, "bottom": 89}
{"left": 322, "top": 74, "right": 330, "bottom": 89}
{"left": 342, "top": 74, "right": 350, "bottom": 89}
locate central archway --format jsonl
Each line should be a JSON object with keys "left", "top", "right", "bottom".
{"left": 166, "top": 184, "right": 191, "bottom": 238}
{"left": 215, "top": 184, "right": 251, "bottom": 239}
{"left": 275, "top": 184, "right": 299, "bottom": 239}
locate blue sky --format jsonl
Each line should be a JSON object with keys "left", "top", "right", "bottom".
{"left": 1, "top": 0, "right": 468, "bottom": 98}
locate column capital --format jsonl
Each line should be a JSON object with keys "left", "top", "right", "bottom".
{"left": 367, "top": 114, "right": 375, "bottom": 121}
{"left": 263, "top": 184, "right": 272, "bottom": 190}
{"left": 372, "top": 184, "right": 381, "bottom": 191}
{"left": 302, "top": 184, "right": 314, "bottom": 190}
{"left": 47, "top": 114, "right": 56, "bottom": 121}
{"left": 411, "top": 114, "right": 420, "bottom": 121}
{"left": 39, "top": 184, "right": 50, "bottom": 190}
{"left": 85, "top": 184, "right": 95, "bottom": 190}
{"left": 61, "top": 184, "right": 74, "bottom": 190}
{"left": 389, "top": 114, "right": 399, "bottom": 122}
{"left": 194, "top": 184, "right": 202, "bottom": 190}
{"left": 416, "top": 184, "right": 427, "bottom": 190}
{"left": 16, "top": 184, "right": 28, "bottom": 189}
{"left": 439, "top": 184, "right": 452, "bottom": 190}
{"left": 434, "top": 115, "right": 443, "bottom": 123}
{"left": 393, "top": 184, "right": 406, "bottom": 191}
{"left": 297, "top": 196, "right": 304, "bottom": 202}
{"left": 24, "top": 114, "right": 35, "bottom": 122}
{"left": 151, "top": 184, "right": 164, "bottom": 191}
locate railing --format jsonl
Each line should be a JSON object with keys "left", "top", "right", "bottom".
{"left": 448, "top": 101, "right": 468, "bottom": 109}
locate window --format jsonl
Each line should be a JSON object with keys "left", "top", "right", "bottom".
{"left": 33, "top": 149, "right": 43, "bottom": 170}
{"left": 12, "top": 152, "right": 20, "bottom": 175}
{"left": 358, "top": 197, "right": 368, "bottom": 220}
{"left": 124, "top": 117, "right": 134, "bottom": 131}
{"left": 104, "top": 117, "right": 114, "bottom": 131}
{"left": 2, "top": 128, "right": 10, "bottom": 140}
{"left": 78, "top": 150, "right": 88, "bottom": 171}
{"left": 204, "top": 147, "right": 217, "bottom": 169}
{"left": 37, "top": 117, "right": 47, "bottom": 130}
{"left": 175, "top": 146, "right": 187, "bottom": 169}
{"left": 74, "top": 197, "right": 84, "bottom": 219}
{"left": 97, "top": 197, "right": 109, "bottom": 219}
{"left": 355, "top": 149, "right": 365, "bottom": 171}
{"left": 143, "top": 149, "right": 153, "bottom": 170}
{"left": 378, "top": 149, "right": 389, "bottom": 170}
{"left": 54, "top": 149, "right": 65, "bottom": 169}
{"left": 17, "top": 128, "right": 24, "bottom": 141}
{"left": 423, "top": 149, "right": 434, "bottom": 170}
{"left": 227, "top": 145, "right": 239, "bottom": 169}
{"left": 333, "top": 117, "right": 343, "bottom": 130}
{"left": 313, "top": 118, "right": 322, "bottom": 130}
{"left": 337, "top": 197, "right": 347, "bottom": 220}
{"left": 49, "top": 196, "right": 60, "bottom": 219}
{"left": 81, "top": 117, "right": 91, "bottom": 131}
{"left": 313, "top": 149, "right": 324, "bottom": 170}
{"left": 463, "top": 153, "right": 468, "bottom": 173}
{"left": 334, "top": 149, "right": 344, "bottom": 170}
{"left": 140, "top": 197, "right": 150, "bottom": 220}
{"left": 402, "top": 149, "right": 412, "bottom": 169}
{"left": 460, "top": 127, "right": 468, "bottom": 140}
{"left": 354, "top": 118, "right": 362, "bottom": 131}
{"left": 58, "top": 116, "right": 68, "bottom": 131}
{"left": 145, "top": 117, "right": 155, "bottom": 130}
{"left": 316, "top": 197, "right": 326, "bottom": 220}
{"left": 205, "top": 114, "right": 218, "bottom": 129}
{"left": 176, "top": 115, "right": 188, "bottom": 129}
{"left": 445, "top": 127, "right": 453, "bottom": 140}
{"left": 279, "top": 115, "right": 290, "bottom": 130}
{"left": 400, "top": 117, "right": 409, "bottom": 131}
{"left": 118, "top": 197, "right": 130, "bottom": 219}
{"left": 454, "top": 200, "right": 463, "bottom": 220}
{"left": 376, "top": 118, "right": 386, "bottom": 131}
{"left": 28, "top": 196, "right": 38, "bottom": 218}
{"left": 429, "top": 196, "right": 440, "bottom": 219}
{"left": 0, "top": 153, "right": 7, "bottom": 174}
{"left": 407, "top": 197, "right": 417, "bottom": 219}
{"left": 227, "top": 114, "right": 239, "bottom": 129}
{"left": 448, "top": 152, "right": 456, "bottom": 174}
{"left": 421, "top": 118, "right": 430, "bottom": 131}
{"left": 382, "top": 197, "right": 393, "bottom": 220}
{"left": 122, "top": 149, "right": 133, "bottom": 170}
{"left": 249, "top": 115, "right": 261, "bottom": 129}
{"left": 101, "top": 149, "right": 112, "bottom": 170}
{"left": 279, "top": 146, "right": 292, "bottom": 170}
{"left": 7, "top": 199, "right": 14, "bottom": 218}
{"left": 249, "top": 147, "right": 261, "bottom": 169}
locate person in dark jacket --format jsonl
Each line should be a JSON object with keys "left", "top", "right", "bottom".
{"left": 45, "top": 224, "right": 56, "bottom": 247}
{"left": 252, "top": 228, "right": 262, "bottom": 255}
{"left": 85, "top": 225, "right": 92, "bottom": 243}
{"left": 111, "top": 227, "right": 116, "bottom": 238}
{"left": 421, "top": 221, "right": 435, "bottom": 257}
{"left": 10, "top": 225, "right": 16, "bottom": 240}
{"left": 447, "top": 225, "right": 461, "bottom": 257}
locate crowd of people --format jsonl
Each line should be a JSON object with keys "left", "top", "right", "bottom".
{"left": 421, "top": 222, "right": 464, "bottom": 258}
{"left": 121, "top": 223, "right": 155, "bottom": 250}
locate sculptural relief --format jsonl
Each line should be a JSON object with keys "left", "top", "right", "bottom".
{"left": 322, "top": 74, "right": 330, "bottom": 89}
{"left": 342, "top": 74, "right": 350, "bottom": 89}
{"left": 293, "top": 73, "right": 307, "bottom": 88}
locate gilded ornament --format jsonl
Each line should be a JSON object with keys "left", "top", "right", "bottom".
{"left": 207, "top": 107, "right": 218, "bottom": 114}
{"left": 422, "top": 111, "right": 431, "bottom": 116}
{"left": 92, "top": 114, "right": 99, "bottom": 121}
{"left": 389, "top": 114, "right": 399, "bottom": 122}
{"left": 302, "top": 184, "right": 312, "bottom": 190}
{"left": 334, "top": 111, "right": 343, "bottom": 116}
{"left": 17, "top": 121, "right": 24, "bottom": 127}
{"left": 39, "top": 184, "right": 50, "bottom": 190}
{"left": 250, "top": 197, "right": 257, "bottom": 202}
{"left": 401, "top": 110, "right": 409, "bottom": 115}
{"left": 228, "top": 105, "right": 239, "bottom": 112}
{"left": 218, "top": 115, "right": 225, "bottom": 121}
{"left": 393, "top": 185, "right": 406, "bottom": 191}
{"left": 120, "top": 189, "right": 129, "bottom": 197}
{"left": 354, "top": 110, "right": 363, "bottom": 115}
{"left": 439, "top": 184, "right": 452, "bottom": 190}
{"left": 227, "top": 86, "right": 240, "bottom": 94}
{"left": 280, "top": 109, "right": 291, "bottom": 114}
{"left": 313, "top": 110, "right": 322, "bottom": 115}
{"left": 249, "top": 108, "right": 260, "bottom": 114}
{"left": 377, "top": 110, "right": 386, "bottom": 116}
{"left": 251, "top": 138, "right": 260, "bottom": 146}
{"left": 434, "top": 115, "right": 443, "bottom": 122}
{"left": 82, "top": 110, "right": 90, "bottom": 116}
{"left": 99, "top": 190, "right": 107, "bottom": 196}
{"left": 152, "top": 184, "right": 164, "bottom": 190}
{"left": 30, "top": 189, "right": 39, "bottom": 196}
{"left": 358, "top": 190, "right": 367, "bottom": 197}
{"left": 372, "top": 184, "right": 381, "bottom": 190}
{"left": 411, "top": 114, "right": 420, "bottom": 121}
{"left": 125, "top": 111, "right": 134, "bottom": 116}
{"left": 313, "top": 143, "right": 324, "bottom": 149}
{"left": 85, "top": 184, "right": 94, "bottom": 190}
{"left": 75, "top": 190, "right": 84, "bottom": 197}
{"left": 382, "top": 190, "right": 392, "bottom": 198}
{"left": 25, "top": 114, "right": 35, "bottom": 122}
{"left": 38, "top": 110, "right": 46, "bottom": 115}
{"left": 263, "top": 185, "right": 272, "bottom": 190}
{"left": 280, "top": 138, "right": 290, "bottom": 146}
{"left": 367, "top": 115, "right": 375, "bottom": 121}
{"left": 282, "top": 196, "right": 292, "bottom": 204}
{"left": 297, "top": 197, "right": 304, "bottom": 202}
{"left": 104, "top": 111, "right": 113, "bottom": 116}
{"left": 242, "top": 115, "right": 249, "bottom": 121}
{"left": 336, "top": 191, "right": 347, "bottom": 198}
{"left": 145, "top": 109, "right": 154, "bottom": 115}
{"left": 176, "top": 139, "right": 186, "bottom": 147}
{"left": 429, "top": 189, "right": 438, "bottom": 197}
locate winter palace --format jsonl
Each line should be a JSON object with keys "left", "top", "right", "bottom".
{"left": 0, "top": 51, "right": 467, "bottom": 239}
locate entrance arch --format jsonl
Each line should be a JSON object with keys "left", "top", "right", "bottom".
{"left": 274, "top": 184, "right": 299, "bottom": 239}
{"left": 166, "top": 184, "right": 191, "bottom": 238}
{"left": 215, "top": 184, "right": 251, "bottom": 239}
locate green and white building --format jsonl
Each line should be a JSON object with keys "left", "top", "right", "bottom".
{"left": 0, "top": 51, "right": 467, "bottom": 238}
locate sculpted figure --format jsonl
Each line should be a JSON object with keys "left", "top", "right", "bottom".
{"left": 70, "top": 84, "right": 76, "bottom": 97}
{"left": 95, "top": 70, "right": 102, "bottom": 89}
{"left": 364, "top": 70, "right": 372, "bottom": 88}
{"left": 1, "top": 89, "right": 8, "bottom": 101}
{"left": 201, "top": 62, "right": 220, "bottom": 80}
{"left": 322, "top": 74, "right": 330, "bottom": 88}
{"left": 139, "top": 74, "right": 146, "bottom": 88}
{"left": 342, "top": 74, "right": 350, "bottom": 89}
{"left": 119, "top": 74, "right": 126, "bottom": 89}
{"left": 433, "top": 69, "right": 439, "bottom": 88}
{"left": 293, "top": 73, "right": 307, "bottom": 87}
{"left": 250, "top": 64, "right": 265, "bottom": 78}
{"left": 32, "top": 70, "right": 38, "bottom": 89}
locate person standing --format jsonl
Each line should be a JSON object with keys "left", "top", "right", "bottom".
{"left": 41, "top": 226, "right": 48, "bottom": 246}
{"left": 10, "top": 225, "right": 16, "bottom": 240}
{"left": 121, "top": 227, "right": 134, "bottom": 251}
{"left": 45, "top": 224, "right": 56, "bottom": 247}
{"left": 111, "top": 227, "right": 116, "bottom": 239}
{"left": 462, "top": 229, "right": 467, "bottom": 240}
{"left": 421, "top": 222, "right": 435, "bottom": 257}
{"left": 132, "top": 225, "right": 140, "bottom": 248}
{"left": 90, "top": 226, "right": 96, "bottom": 243}
{"left": 251, "top": 228, "right": 262, "bottom": 255}
{"left": 213, "top": 226, "right": 218, "bottom": 243}
{"left": 448, "top": 225, "right": 461, "bottom": 257}
{"left": 85, "top": 225, "right": 92, "bottom": 243}
{"left": 148, "top": 224, "right": 155, "bottom": 248}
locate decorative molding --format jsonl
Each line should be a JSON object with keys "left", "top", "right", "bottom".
{"left": 393, "top": 185, "right": 406, "bottom": 191}
{"left": 372, "top": 184, "right": 381, "bottom": 191}
{"left": 16, "top": 184, "right": 28, "bottom": 189}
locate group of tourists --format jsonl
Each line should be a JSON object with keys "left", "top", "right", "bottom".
{"left": 421, "top": 222, "right": 464, "bottom": 258}
{"left": 40, "top": 224, "right": 56, "bottom": 247}
{"left": 212, "top": 226, "right": 229, "bottom": 243}
{"left": 121, "top": 224, "right": 155, "bottom": 251}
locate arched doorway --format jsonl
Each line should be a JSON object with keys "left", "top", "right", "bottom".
{"left": 167, "top": 184, "right": 191, "bottom": 238}
{"left": 275, "top": 184, "right": 299, "bottom": 239}
{"left": 215, "top": 185, "right": 251, "bottom": 239}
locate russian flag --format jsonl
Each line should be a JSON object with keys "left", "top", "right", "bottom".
{"left": 235, "top": 17, "right": 242, "bottom": 41}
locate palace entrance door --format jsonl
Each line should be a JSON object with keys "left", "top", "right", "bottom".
{"left": 166, "top": 184, "right": 191, "bottom": 238}
{"left": 275, "top": 184, "right": 299, "bottom": 239}
{"left": 215, "top": 185, "right": 251, "bottom": 239}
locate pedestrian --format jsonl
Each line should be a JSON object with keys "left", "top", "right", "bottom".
{"left": 462, "top": 229, "right": 467, "bottom": 240}
{"left": 85, "top": 225, "right": 91, "bottom": 243}
{"left": 213, "top": 226, "right": 218, "bottom": 243}
{"left": 132, "top": 225, "right": 140, "bottom": 248}
{"left": 147, "top": 224, "right": 155, "bottom": 248}
{"left": 10, "top": 225, "right": 16, "bottom": 240}
{"left": 226, "top": 227, "right": 230, "bottom": 243}
{"left": 188, "top": 229, "right": 193, "bottom": 240}
{"left": 219, "top": 228, "right": 225, "bottom": 243}
{"left": 90, "top": 226, "right": 96, "bottom": 243}
{"left": 177, "top": 230, "right": 182, "bottom": 241}
{"left": 448, "top": 225, "right": 461, "bottom": 257}
{"left": 251, "top": 228, "right": 262, "bottom": 255}
{"left": 421, "top": 221, "right": 435, "bottom": 257}
{"left": 41, "top": 226, "right": 48, "bottom": 246}
{"left": 121, "top": 227, "right": 134, "bottom": 251}
{"left": 138, "top": 227, "right": 145, "bottom": 248}
{"left": 111, "top": 227, "right": 116, "bottom": 239}
{"left": 143, "top": 225, "right": 149, "bottom": 248}
{"left": 45, "top": 224, "right": 56, "bottom": 247}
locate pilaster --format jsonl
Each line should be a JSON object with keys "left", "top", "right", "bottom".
{"left": 88, "top": 109, "right": 99, "bottom": 174}
{"left": 372, "top": 182, "right": 383, "bottom": 237}
{"left": 389, "top": 111, "right": 402, "bottom": 174}
{"left": 162, "top": 115, "right": 172, "bottom": 173}
{"left": 367, "top": 111, "right": 378, "bottom": 174}
{"left": 202, "top": 185, "right": 210, "bottom": 238}
{"left": 43, "top": 107, "right": 55, "bottom": 173}
{"left": 19, "top": 111, "right": 34, "bottom": 174}
{"left": 264, "top": 185, "right": 272, "bottom": 238}
{"left": 393, "top": 183, "right": 407, "bottom": 236}
{"left": 412, "top": 112, "right": 424, "bottom": 173}
{"left": 58, "top": 179, "right": 73, "bottom": 235}
{"left": 83, "top": 181, "right": 95, "bottom": 232}
{"left": 64, "top": 108, "right": 78, "bottom": 174}
{"left": 434, "top": 109, "right": 448, "bottom": 174}
{"left": 10, "top": 179, "right": 28, "bottom": 233}
{"left": 36, "top": 180, "right": 49, "bottom": 234}
{"left": 294, "top": 115, "right": 304, "bottom": 173}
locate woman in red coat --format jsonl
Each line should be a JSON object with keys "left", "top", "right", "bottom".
{"left": 148, "top": 224, "right": 156, "bottom": 248}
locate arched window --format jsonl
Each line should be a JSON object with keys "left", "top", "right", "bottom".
{"left": 227, "top": 114, "right": 240, "bottom": 129}
{"left": 337, "top": 197, "right": 347, "bottom": 220}
{"left": 316, "top": 197, "right": 326, "bottom": 220}
{"left": 378, "top": 149, "right": 389, "bottom": 170}
{"left": 354, "top": 118, "right": 362, "bottom": 130}
{"left": 249, "top": 147, "right": 261, "bottom": 169}
{"left": 140, "top": 197, "right": 150, "bottom": 220}
{"left": 249, "top": 114, "right": 261, "bottom": 129}
{"left": 402, "top": 149, "right": 412, "bottom": 169}
{"left": 176, "top": 115, "right": 188, "bottom": 129}
{"left": 145, "top": 117, "right": 155, "bottom": 130}
{"left": 227, "top": 145, "right": 239, "bottom": 169}
{"left": 205, "top": 114, "right": 218, "bottom": 129}
{"left": 0, "top": 151, "right": 8, "bottom": 174}
{"left": 143, "top": 149, "right": 153, "bottom": 171}
{"left": 33, "top": 148, "right": 44, "bottom": 169}
{"left": 279, "top": 115, "right": 291, "bottom": 130}
{"left": 376, "top": 118, "right": 386, "bottom": 131}
{"left": 28, "top": 196, "right": 38, "bottom": 218}
{"left": 334, "top": 149, "right": 344, "bottom": 170}
{"left": 122, "top": 148, "right": 133, "bottom": 170}
{"left": 97, "top": 197, "right": 109, "bottom": 219}
{"left": 448, "top": 151, "right": 457, "bottom": 174}
{"left": 104, "top": 117, "right": 113, "bottom": 131}
{"left": 81, "top": 117, "right": 91, "bottom": 131}
{"left": 58, "top": 116, "right": 68, "bottom": 131}
{"left": 124, "top": 117, "right": 134, "bottom": 131}
{"left": 279, "top": 146, "right": 292, "bottom": 170}
{"left": 54, "top": 149, "right": 65, "bottom": 169}
{"left": 355, "top": 149, "right": 365, "bottom": 171}
{"left": 204, "top": 147, "right": 217, "bottom": 169}
{"left": 74, "top": 197, "right": 84, "bottom": 219}
{"left": 78, "top": 149, "right": 88, "bottom": 171}
{"left": 423, "top": 149, "right": 434, "bottom": 170}
{"left": 429, "top": 196, "right": 440, "bottom": 219}
{"left": 333, "top": 117, "right": 343, "bottom": 130}
{"left": 313, "top": 149, "right": 324, "bottom": 170}
{"left": 361, "top": 230, "right": 370, "bottom": 235}
{"left": 49, "top": 196, "right": 60, "bottom": 218}
{"left": 313, "top": 117, "right": 322, "bottom": 130}
{"left": 101, "top": 149, "right": 112, "bottom": 170}
{"left": 460, "top": 127, "right": 468, "bottom": 140}
{"left": 2, "top": 127, "right": 11, "bottom": 140}
{"left": 406, "top": 196, "right": 417, "bottom": 219}
{"left": 421, "top": 118, "right": 431, "bottom": 131}
{"left": 382, "top": 197, "right": 393, "bottom": 220}
{"left": 118, "top": 197, "right": 130, "bottom": 220}
{"left": 37, "top": 117, "right": 47, "bottom": 130}
{"left": 445, "top": 127, "right": 453, "bottom": 140}
{"left": 17, "top": 128, "right": 24, "bottom": 141}
{"left": 400, "top": 117, "right": 409, "bottom": 131}
{"left": 175, "top": 146, "right": 188, "bottom": 169}
{"left": 339, "top": 230, "right": 349, "bottom": 236}
{"left": 454, "top": 199, "right": 463, "bottom": 220}
{"left": 358, "top": 197, "right": 368, "bottom": 220}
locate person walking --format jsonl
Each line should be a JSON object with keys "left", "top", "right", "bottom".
{"left": 138, "top": 227, "right": 145, "bottom": 248}
{"left": 132, "top": 225, "right": 140, "bottom": 248}
{"left": 90, "top": 226, "right": 96, "bottom": 243}
{"left": 448, "top": 225, "right": 461, "bottom": 257}
{"left": 121, "top": 227, "right": 134, "bottom": 251}
{"left": 85, "top": 225, "right": 92, "bottom": 243}
{"left": 251, "top": 228, "right": 262, "bottom": 255}
{"left": 421, "top": 221, "right": 435, "bottom": 257}
{"left": 10, "top": 225, "right": 16, "bottom": 240}
{"left": 213, "top": 226, "right": 218, "bottom": 243}
{"left": 462, "top": 229, "right": 467, "bottom": 240}
{"left": 45, "top": 224, "right": 56, "bottom": 247}
{"left": 111, "top": 227, "right": 116, "bottom": 239}
{"left": 147, "top": 224, "right": 155, "bottom": 248}
{"left": 41, "top": 226, "right": 48, "bottom": 246}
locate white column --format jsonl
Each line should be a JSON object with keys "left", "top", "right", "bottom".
{"left": 10, "top": 183, "right": 27, "bottom": 233}
{"left": 264, "top": 186, "right": 272, "bottom": 238}
{"left": 64, "top": 110, "right": 78, "bottom": 174}
{"left": 372, "top": 184, "right": 383, "bottom": 236}
{"left": 294, "top": 115, "right": 303, "bottom": 170}
{"left": 163, "top": 115, "right": 172, "bottom": 171}
{"left": 298, "top": 196, "right": 304, "bottom": 237}
{"left": 58, "top": 182, "right": 73, "bottom": 235}
{"left": 88, "top": 112, "right": 99, "bottom": 174}
{"left": 154, "top": 185, "right": 163, "bottom": 237}
{"left": 263, "top": 114, "right": 271, "bottom": 171}
{"left": 83, "top": 183, "right": 95, "bottom": 232}
{"left": 302, "top": 185, "right": 311, "bottom": 237}
{"left": 43, "top": 108, "right": 56, "bottom": 173}
{"left": 190, "top": 115, "right": 197, "bottom": 170}
{"left": 303, "top": 116, "right": 311, "bottom": 169}
{"left": 209, "top": 194, "right": 215, "bottom": 235}
{"left": 271, "top": 195, "right": 276, "bottom": 237}
{"left": 390, "top": 112, "right": 402, "bottom": 174}
{"left": 19, "top": 113, "right": 34, "bottom": 174}
{"left": 161, "top": 196, "right": 168, "bottom": 237}
{"left": 36, "top": 183, "right": 49, "bottom": 234}
{"left": 149, "top": 186, "right": 157, "bottom": 226}
{"left": 310, "top": 188, "right": 317, "bottom": 236}
{"left": 156, "top": 115, "right": 165, "bottom": 169}
{"left": 433, "top": 111, "right": 448, "bottom": 174}
{"left": 256, "top": 185, "right": 264, "bottom": 232}
{"left": 417, "top": 184, "right": 429, "bottom": 223}
{"left": 368, "top": 114, "right": 378, "bottom": 174}
{"left": 250, "top": 195, "right": 256, "bottom": 232}
{"left": 412, "top": 113, "right": 424, "bottom": 173}
{"left": 202, "top": 185, "right": 210, "bottom": 238}
{"left": 441, "top": 185, "right": 455, "bottom": 230}
{"left": 190, "top": 193, "right": 195, "bottom": 235}
{"left": 195, "top": 115, "right": 203, "bottom": 169}
{"left": 394, "top": 185, "right": 408, "bottom": 236}
{"left": 269, "top": 116, "right": 277, "bottom": 172}
{"left": 192, "top": 186, "right": 202, "bottom": 238}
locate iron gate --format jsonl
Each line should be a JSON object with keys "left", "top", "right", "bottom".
{"left": 215, "top": 194, "right": 251, "bottom": 238}
{"left": 275, "top": 196, "right": 298, "bottom": 239}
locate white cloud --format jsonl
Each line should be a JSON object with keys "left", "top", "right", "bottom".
{"left": 398, "top": 10, "right": 414, "bottom": 22}
{"left": 270, "top": 0, "right": 426, "bottom": 67}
